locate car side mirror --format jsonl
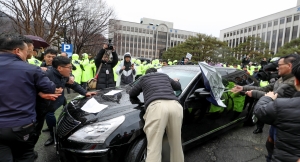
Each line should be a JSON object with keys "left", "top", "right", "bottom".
{"left": 194, "top": 88, "right": 211, "bottom": 97}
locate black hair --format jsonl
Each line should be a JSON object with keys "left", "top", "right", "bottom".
{"left": 288, "top": 54, "right": 300, "bottom": 81}
{"left": 22, "top": 36, "right": 33, "bottom": 45}
{"left": 145, "top": 68, "right": 157, "bottom": 74}
{"left": 0, "top": 34, "right": 26, "bottom": 52}
{"left": 281, "top": 54, "right": 300, "bottom": 64}
{"left": 52, "top": 56, "right": 71, "bottom": 68}
{"left": 44, "top": 49, "right": 58, "bottom": 56}
{"left": 162, "top": 59, "right": 168, "bottom": 63}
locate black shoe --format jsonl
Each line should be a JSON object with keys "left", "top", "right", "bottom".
{"left": 34, "top": 151, "right": 38, "bottom": 159}
{"left": 253, "top": 128, "right": 263, "bottom": 134}
{"left": 42, "top": 128, "right": 50, "bottom": 132}
{"left": 44, "top": 138, "right": 54, "bottom": 146}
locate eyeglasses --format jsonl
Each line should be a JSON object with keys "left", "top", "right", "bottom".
{"left": 278, "top": 63, "right": 287, "bottom": 67}
{"left": 61, "top": 66, "right": 72, "bottom": 69}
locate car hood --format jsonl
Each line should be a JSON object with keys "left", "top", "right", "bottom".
{"left": 65, "top": 87, "right": 144, "bottom": 126}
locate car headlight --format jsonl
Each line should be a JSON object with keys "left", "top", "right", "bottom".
{"left": 68, "top": 115, "right": 125, "bottom": 143}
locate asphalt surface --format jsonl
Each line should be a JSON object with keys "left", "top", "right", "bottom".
{"left": 34, "top": 92, "right": 269, "bottom": 162}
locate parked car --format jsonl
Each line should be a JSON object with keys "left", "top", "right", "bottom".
{"left": 56, "top": 65, "right": 259, "bottom": 162}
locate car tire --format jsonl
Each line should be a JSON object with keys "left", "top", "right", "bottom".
{"left": 125, "top": 137, "right": 147, "bottom": 162}
{"left": 244, "top": 100, "right": 258, "bottom": 126}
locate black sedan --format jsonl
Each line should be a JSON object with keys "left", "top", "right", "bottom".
{"left": 56, "top": 65, "right": 259, "bottom": 162}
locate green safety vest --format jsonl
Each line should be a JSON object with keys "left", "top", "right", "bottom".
{"left": 27, "top": 57, "right": 42, "bottom": 66}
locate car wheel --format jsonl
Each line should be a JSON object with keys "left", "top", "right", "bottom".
{"left": 125, "top": 137, "right": 147, "bottom": 162}
{"left": 244, "top": 100, "right": 258, "bottom": 126}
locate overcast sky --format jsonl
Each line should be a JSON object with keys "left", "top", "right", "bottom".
{"left": 106, "top": 0, "right": 297, "bottom": 37}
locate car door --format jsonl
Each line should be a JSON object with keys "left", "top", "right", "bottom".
{"left": 181, "top": 68, "right": 257, "bottom": 145}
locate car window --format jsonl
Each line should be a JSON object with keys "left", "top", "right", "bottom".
{"left": 160, "top": 69, "right": 198, "bottom": 90}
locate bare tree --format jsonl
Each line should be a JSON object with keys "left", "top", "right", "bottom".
{"left": 64, "top": 0, "right": 115, "bottom": 54}
{"left": 0, "top": 11, "right": 17, "bottom": 35}
{"left": 0, "top": 0, "right": 77, "bottom": 44}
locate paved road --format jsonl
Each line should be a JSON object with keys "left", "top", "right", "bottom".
{"left": 34, "top": 93, "right": 269, "bottom": 162}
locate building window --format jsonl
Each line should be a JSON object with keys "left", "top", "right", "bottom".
{"left": 287, "top": 16, "right": 292, "bottom": 23}
{"left": 292, "top": 25, "right": 298, "bottom": 40}
{"left": 134, "top": 27, "right": 138, "bottom": 32}
{"left": 268, "top": 22, "right": 272, "bottom": 27}
{"left": 284, "top": 27, "right": 291, "bottom": 44}
{"left": 244, "top": 28, "right": 247, "bottom": 33}
{"left": 294, "top": 14, "right": 300, "bottom": 21}
{"left": 271, "top": 30, "right": 277, "bottom": 51}
{"left": 237, "top": 30, "right": 239, "bottom": 34}
{"left": 277, "top": 29, "right": 283, "bottom": 51}
{"left": 230, "top": 32, "right": 232, "bottom": 36}
{"left": 227, "top": 33, "right": 229, "bottom": 37}
{"left": 263, "top": 23, "right": 266, "bottom": 28}
{"left": 240, "top": 37, "right": 243, "bottom": 43}
{"left": 232, "top": 39, "right": 235, "bottom": 47}
{"left": 233, "top": 31, "right": 236, "bottom": 35}
{"left": 253, "top": 26, "right": 256, "bottom": 31}
{"left": 240, "top": 29, "right": 243, "bottom": 34}
{"left": 139, "top": 28, "right": 142, "bottom": 33}
{"left": 248, "top": 27, "right": 251, "bottom": 32}
{"left": 224, "top": 34, "right": 226, "bottom": 38}
{"left": 126, "top": 26, "right": 130, "bottom": 31}
{"left": 274, "top": 20, "right": 278, "bottom": 26}
{"left": 280, "top": 18, "right": 285, "bottom": 24}
{"left": 122, "top": 26, "right": 126, "bottom": 31}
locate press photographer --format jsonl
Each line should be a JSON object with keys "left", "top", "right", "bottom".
{"left": 94, "top": 39, "right": 118, "bottom": 89}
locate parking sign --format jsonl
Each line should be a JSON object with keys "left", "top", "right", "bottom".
{"left": 61, "top": 44, "right": 73, "bottom": 57}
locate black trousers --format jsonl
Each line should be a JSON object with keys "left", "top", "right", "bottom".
{"left": 0, "top": 123, "right": 36, "bottom": 162}
{"left": 256, "top": 119, "right": 265, "bottom": 129}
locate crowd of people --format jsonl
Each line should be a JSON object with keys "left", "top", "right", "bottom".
{"left": 231, "top": 54, "right": 300, "bottom": 162}
{"left": 1, "top": 32, "right": 300, "bottom": 162}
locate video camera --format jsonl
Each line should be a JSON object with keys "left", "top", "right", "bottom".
{"left": 257, "top": 58, "right": 279, "bottom": 81}
{"left": 106, "top": 38, "right": 114, "bottom": 50}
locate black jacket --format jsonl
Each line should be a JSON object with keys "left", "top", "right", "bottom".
{"left": 129, "top": 72, "right": 181, "bottom": 108}
{"left": 254, "top": 91, "right": 300, "bottom": 162}
{"left": 95, "top": 49, "right": 118, "bottom": 89}
{"left": 0, "top": 53, "right": 56, "bottom": 128}
{"left": 36, "top": 67, "right": 87, "bottom": 114}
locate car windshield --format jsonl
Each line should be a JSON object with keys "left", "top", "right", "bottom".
{"left": 133, "top": 67, "right": 198, "bottom": 101}
{"left": 159, "top": 68, "right": 198, "bottom": 90}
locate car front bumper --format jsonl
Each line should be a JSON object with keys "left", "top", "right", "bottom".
{"left": 59, "top": 147, "right": 112, "bottom": 162}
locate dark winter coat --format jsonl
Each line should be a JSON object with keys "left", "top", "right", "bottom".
{"left": 95, "top": 49, "right": 118, "bottom": 89}
{"left": 243, "top": 74, "right": 296, "bottom": 99}
{"left": 36, "top": 67, "right": 87, "bottom": 114}
{"left": 0, "top": 53, "right": 56, "bottom": 128}
{"left": 129, "top": 72, "right": 181, "bottom": 108}
{"left": 254, "top": 91, "right": 300, "bottom": 162}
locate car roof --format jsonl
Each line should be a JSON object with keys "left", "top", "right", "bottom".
{"left": 161, "top": 65, "right": 238, "bottom": 74}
